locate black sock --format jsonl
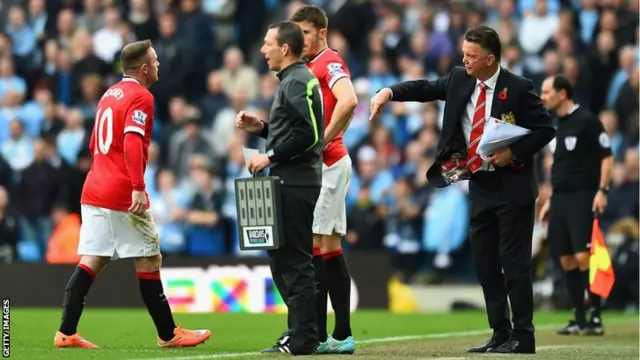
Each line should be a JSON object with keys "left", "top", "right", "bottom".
{"left": 138, "top": 271, "right": 176, "bottom": 342}
{"left": 581, "top": 270, "right": 602, "bottom": 320}
{"left": 313, "top": 250, "right": 329, "bottom": 342}
{"left": 59, "top": 265, "right": 95, "bottom": 336}
{"left": 565, "top": 269, "right": 587, "bottom": 327}
{"left": 325, "top": 251, "right": 352, "bottom": 340}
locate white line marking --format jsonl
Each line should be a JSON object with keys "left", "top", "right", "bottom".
{"left": 126, "top": 318, "right": 638, "bottom": 360}
{"left": 131, "top": 352, "right": 258, "bottom": 360}
{"left": 132, "top": 324, "right": 568, "bottom": 360}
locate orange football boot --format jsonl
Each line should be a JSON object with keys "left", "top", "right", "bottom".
{"left": 157, "top": 324, "right": 211, "bottom": 348}
{"left": 54, "top": 331, "right": 99, "bottom": 348}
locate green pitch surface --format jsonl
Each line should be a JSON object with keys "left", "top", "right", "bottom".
{"left": 8, "top": 309, "right": 640, "bottom": 359}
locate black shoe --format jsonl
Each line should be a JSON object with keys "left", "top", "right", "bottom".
{"left": 557, "top": 320, "right": 583, "bottom": 335}
{"left": 584, "top": 317, "right": 604, "bottom": 336}
{"left": 260, "top": 334, "right": 292, "bottom": 354}
{"left": 467, "top": 333, "right": 509, "bottom": 353}
{"left": 260, "top": 330, "right": 292, "bottom": 354}
{"left": 487, "top": 339, "right": 535, "bottom": 354}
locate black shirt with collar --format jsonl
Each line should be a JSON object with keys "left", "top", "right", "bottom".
{"left": 259, "top": 61, "right": 324, "bottom": 187}
{"left": 550, "top": 105, "right": 613, "bottom": 193}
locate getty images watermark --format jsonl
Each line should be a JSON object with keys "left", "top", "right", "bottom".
{"left": 2, "top": 298, "right": 9, "bottom": 358}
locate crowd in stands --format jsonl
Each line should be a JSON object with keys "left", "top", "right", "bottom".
{"left": 0, "top": 0, "right": 638, "bottom": 293}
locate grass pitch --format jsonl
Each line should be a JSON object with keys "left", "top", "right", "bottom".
{"left": 8, "top": 309, "right": 639, "bottom": 359}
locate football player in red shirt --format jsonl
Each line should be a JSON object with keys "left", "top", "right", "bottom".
{"left": 290, "top": 5, "right": 358, "bottom": 355}
{"left": 53, "top": 40, "right": 210, "bottom": 349}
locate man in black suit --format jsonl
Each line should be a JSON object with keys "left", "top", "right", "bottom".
{"left": 370, "top": 26, "right": 555, "bottom": 354}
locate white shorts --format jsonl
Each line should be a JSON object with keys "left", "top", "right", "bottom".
{"left": 78, "top": 204, "right": 160, "bottom": 259}
{"left": 312, "top": 156, "right": 352, "bottom": 236}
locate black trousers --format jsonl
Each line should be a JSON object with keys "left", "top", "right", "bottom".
{"left": 268, "top": 185, "right": 320, "bottom": 354}
{"left": 469, "top": 175, "right": 535, "bottom": 340}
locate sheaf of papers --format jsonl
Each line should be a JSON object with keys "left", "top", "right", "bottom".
{"left": 477, "top": 117, "right": 531, "bottom": 160}
{"left": 242, "top": 147, "right": 260, "bottom": 174}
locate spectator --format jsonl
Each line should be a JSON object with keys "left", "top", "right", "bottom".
{"left": 0, "top": 186, "right": 18, "bottom": 264}
{"left": 45, "top": 204, "right": 81, "bottom": 264}
{"left": 199, "top": 71, "right": 229, "bottom": 127}
{"left": 75, "top": 0, "right": 104, "bottom": 35}
{"left": 381, "top": 176, "right": 422, "bottom": 282}
{"left": 150, "top": 168, "right": 189, "bottom": 254}
{"left": 92, "top": 7, "right": 124, "bottom": 63}
{"left": 599, "top": 110, "right": 626, "bottom": 162}
{"left": 169, "top": 116, "right": 216, "bottom": 182}
{"left": 219, "top": 47, "right": 259, "bottom": 101}
{"left": 77, "top": 73, "right": 103, "bottom": 122}
{"left": 56, "top": 108, "right": 86, "bottom": 166}
{"left": 5, "top": 5, "right": 38, "bottom": 61}
{"left": 0, "top": 56, "right": 27, "bottom": 106}
{"left": 1, "top": 119, "right": 34, "bottom": 173}
{"left": 210, "top": 90, "right": 249, "bottom": 158}
{"left": 345, "top": 185, "right": 385, "bottom": 251}
{"left": 69, "top": 28, "right": 110, "bottom": 104}
{"left": 185, "top": 157, "right": 225, "bottom": 256}
{"left": 518, "top": 0, "right": 559, "bottom": 56}
{"left": 55, "top": 9, "right": 76, "bottom": 49}
{"left": 18, "top": 138, "right": 59, "bottom": 257}
{"left": 153, "top": 12, "right": 190, "bottom": 121}
{"left": 128, "top": 0, "right": 158, "bottom": 42}
{"left": 27, "top": 0, "right": 49, "bottom": 43}
{"left": 602, "top": 148, "right": 640, "bottom": 231}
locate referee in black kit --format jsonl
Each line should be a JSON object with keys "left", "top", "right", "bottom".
{"left": 539, "top": 75, "right": 613, "bottom": 336}
{"left": 236, "top": 21, "right": 324, "bottom": 355}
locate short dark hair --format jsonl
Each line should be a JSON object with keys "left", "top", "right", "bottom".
{"left": 268, "top": 21, "right": 304, "bottom": 58}
{"left": 120, "top": 40, "right": 153, "bottom": 73}
{"left": 551, "top": 75, "right": 574, "bottom": 100}
{"left": 290, "top": 5, "right": 328, "bottom": 30}
{"left": 464, "top": 25, "right": 502, "bottom": 62}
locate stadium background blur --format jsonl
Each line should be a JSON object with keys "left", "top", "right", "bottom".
{"left": 0, "top": 0, "right": 638, "bottom": 309}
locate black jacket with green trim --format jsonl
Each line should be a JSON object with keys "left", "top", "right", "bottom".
{"left": 260, "top": 61, "right": 324, "bottom": 187}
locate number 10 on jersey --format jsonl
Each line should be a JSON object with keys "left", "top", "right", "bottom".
{"left": 94, "top": 107, "right": 114, "bottom": 155}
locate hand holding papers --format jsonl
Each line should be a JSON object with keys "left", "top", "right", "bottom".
{"left": 242, "top": 147, "right": 259, "bottom": 166}
{"left": 242, "top": 147, "right": 262, "bottom": 176}
{"left": 477, "top": 117, "right": 531, "bottom": 160}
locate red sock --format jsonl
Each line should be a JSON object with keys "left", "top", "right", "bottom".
{"left": 313, "top": 246, "right": 322, "bottom": 256}
{"left": 322, "top": 248, "right": 343, "bottom": 261}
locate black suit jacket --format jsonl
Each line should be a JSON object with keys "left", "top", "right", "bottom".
{"left": 389, "top": 66, "right": 555, "bottom": 206}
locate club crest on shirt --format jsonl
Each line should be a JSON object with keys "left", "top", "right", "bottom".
{"left": 132, "top": 110, "right": 147, "bottom": 125}
{"left": 500, "top": 111, "right": 516, "bottom": 124}
{"left": 327, "top": 62, "right": 344, "bottom": 76}
{"left": 564, "top": 136, "right": 577, "bottom": 151}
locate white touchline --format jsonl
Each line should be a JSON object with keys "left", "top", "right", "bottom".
{"left": 131, "top": 323, "right": 578, "bottom": 360}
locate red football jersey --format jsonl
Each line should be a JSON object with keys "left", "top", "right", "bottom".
{"left": 307, "top": 48, "right": 350, "bottom": 166}
{"left": 81, "top": 78, "right": 154, "bottom": 211}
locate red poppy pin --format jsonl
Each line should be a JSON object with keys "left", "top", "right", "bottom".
{"left": 498, "top": 87, "right": 508, "bottom": 100}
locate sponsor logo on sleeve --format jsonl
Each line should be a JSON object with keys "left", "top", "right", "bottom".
{"left": 599, "top": 132, "right": 611, "bottom": 148}
{"left": 327, "top": 62, "right": 345, "bottom": 76}
{"left": 132, "top": 110, "right": 147, "bottom": 125}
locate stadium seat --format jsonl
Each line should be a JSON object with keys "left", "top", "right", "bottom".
{"left": 17, "top": 240, "right": 42, "bottom": 262}
{"left": 186, "top": 226, "right": 226, "bottom": 256}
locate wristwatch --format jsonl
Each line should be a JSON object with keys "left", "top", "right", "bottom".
{"left": 598, "top": 187, "right": 609, "bottom": 195}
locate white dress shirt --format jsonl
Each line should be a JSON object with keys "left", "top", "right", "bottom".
{"left": 461, "top": 67, "right": 501, "bottom": 171}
